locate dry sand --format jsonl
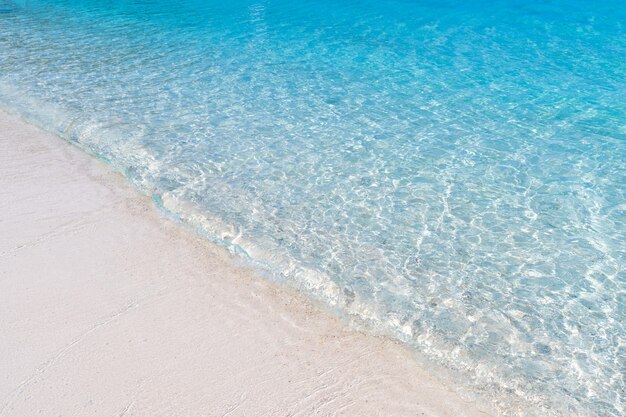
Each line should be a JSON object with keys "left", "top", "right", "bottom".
{"left": 0, "top": 109, "right": 490, "bottom": 417}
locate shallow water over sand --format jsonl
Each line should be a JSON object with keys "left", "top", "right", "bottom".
{"left": 1, "top": 1, "right": 624, "bottom": 415}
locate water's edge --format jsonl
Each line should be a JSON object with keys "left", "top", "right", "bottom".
{"left": 0, "top": 92, "right": 573, "bottom": 417}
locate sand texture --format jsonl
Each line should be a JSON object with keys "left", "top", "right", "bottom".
{"left": 0, "top": 109, "right": 490, "bottom": 417}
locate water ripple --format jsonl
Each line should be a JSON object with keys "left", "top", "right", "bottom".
{"left": 1, "top": 1, "right": 624, "bottom": 416}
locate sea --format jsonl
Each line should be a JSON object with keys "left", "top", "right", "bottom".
{"left": 0, "top": 1, "right": 624, "bottom": 415}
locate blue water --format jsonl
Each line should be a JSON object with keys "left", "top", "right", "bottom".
{"left": 1, "top": 0, "right": 624, "bottom": 415}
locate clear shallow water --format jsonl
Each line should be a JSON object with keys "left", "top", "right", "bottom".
{"left": 1, "top": 0, "right": 624, "bottom": 415}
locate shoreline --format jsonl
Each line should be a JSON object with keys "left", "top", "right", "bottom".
{"left": 0, "top": 109, "right": 491, "bottom": 416}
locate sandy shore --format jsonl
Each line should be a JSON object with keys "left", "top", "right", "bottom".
{"left": 0, "top": 109, "right": 490, "bottom": 417}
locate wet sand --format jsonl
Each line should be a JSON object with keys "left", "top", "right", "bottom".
{"left": 0, "top": 109, "right": 490, "bottom": 417}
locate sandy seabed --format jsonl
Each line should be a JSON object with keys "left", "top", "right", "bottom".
{"left": 0, "top": 109, "right": 490, "bottom": 417}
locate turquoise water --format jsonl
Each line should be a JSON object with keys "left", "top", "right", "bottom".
{"left": 1, "top": 0, "right": 624, "bottom": 415}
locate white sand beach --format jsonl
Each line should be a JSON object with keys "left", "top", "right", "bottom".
{"left": 0, "top": 109, "right": 490, "bottom": 417}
